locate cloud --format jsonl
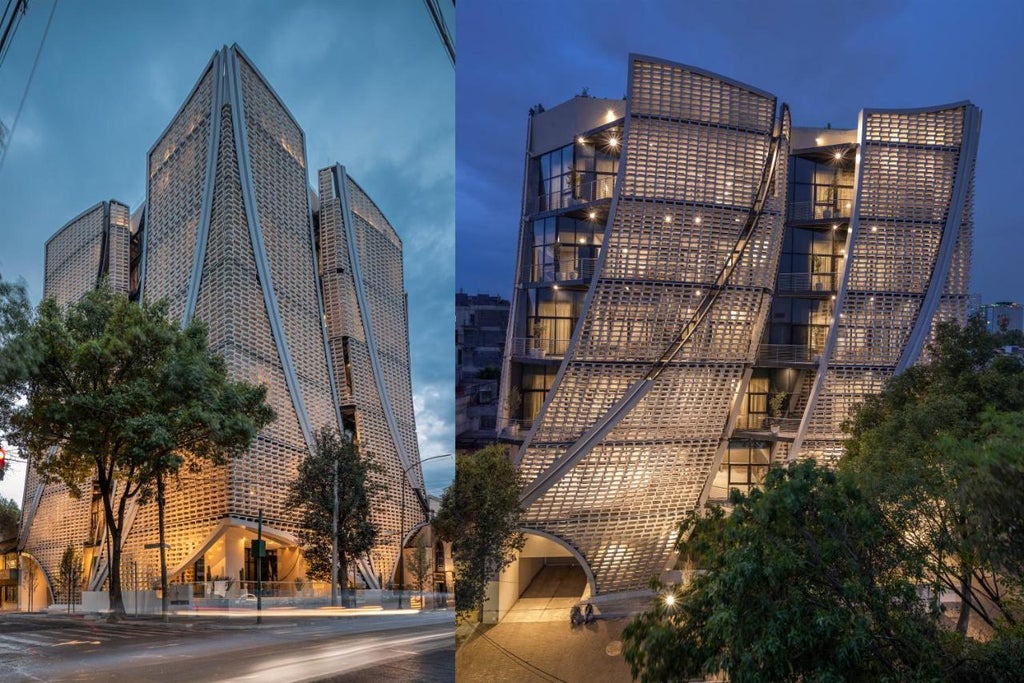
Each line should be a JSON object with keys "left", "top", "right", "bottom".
{"left": 413, "top": 381, "right": 454, "bottom": 496}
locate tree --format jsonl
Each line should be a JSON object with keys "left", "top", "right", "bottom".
{"left": 0, "top": 283, "right": 274, "bottom": 619}
{"left": 287, "top": 427, "right": 379, "bottom": 608}
{"left": 622, "top": 461, "right": 948, "bottom": 682}
{"left": 407, "top": 535, "right": 432, "bottom": 610}
{"left": 57, "top": 544, "right": 82, "bottom": 614}
{"left": 0, "top": 496, "right": 18, "bottom": 538}
{"left": 843, "top": 318, "right": 1024, "bottom": 635}
{"left": 0, "top": 274, "right": 31, "bottom": 482}
{"left": 433, "top": 445, "right": 524, "bottom": 621}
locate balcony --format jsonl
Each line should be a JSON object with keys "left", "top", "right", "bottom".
{"left": 732, "top": 415, "right": 802, "bottom": 441}
{"left": 532, "top": 175, "right": 616, "bottom": 215}
{"left": 788, "top": 198, "right": 852, "bottom": 223}
{"left": 510, "top": 336, "right": 571, "bottom": 360}
{"left": 775, "top": 272, "right": 836, "bottom": 294}
{"left": 523, "top": 258, "right": 598, "bottom": 285}
{"left": 498, "top": 418, "right": 534, "bottom": 441}
{"left": 756, "top": 344, "right": 822, "bottom": 367}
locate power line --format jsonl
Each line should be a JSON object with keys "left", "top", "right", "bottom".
{"left": 423, "top": 0, "right": 454, "bottom": 68}
{"left": 0, "top": 0, "right": 56, "bottom": 177}
{"left": 0, "top": 0, "right": 27, "bottom": 72}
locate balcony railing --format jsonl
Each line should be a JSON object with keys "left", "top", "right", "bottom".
{"left": 532, "top": 175, "right": 616, "bottom": 214}
{"left": 510, "top": 337, "right": 572, "bottom": 359}
{"left": 788, "top": 200, "right": 852, "bottom": 222}
{"left": 498, "top": 418, "right": 534, "bottom": 439}
{"left": 775, "top": 272, "right": 836, "bottom": 294}
{"left": 756, "top": 344, "right": 822, "bottom": 365}
{"left": 524, "top": 258, "right": 598, "bottom": 284}
{"left": 733, "top": 415, "right": 802, "bottom": 434}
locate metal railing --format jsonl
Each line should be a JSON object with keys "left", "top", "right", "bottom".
{"left": 532, "top": 175, "right": 616, "bottom": 214}
{"left": 498, "top": 418, "right": 534, "bottom": 438}
{"left": 788, "top": 200, "right": 852, "bottom": 222}
{"left": 756, "top": 344, "right": 822, "bottom": 364}
{"left": 775, "top": 272, "right": 836, "bottom": 293}
{"left": 524, "top": 257, "right": 598, "bottom": 284}
{"left": 510, "top": 337, "right": 572, "bottom": 358}
{"left": 733, "top": 415, "right": 802, "bottom": 433}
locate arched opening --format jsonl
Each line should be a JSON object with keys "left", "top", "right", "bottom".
{"left": 485, "top": 529, "right": 595, "bottom": 623}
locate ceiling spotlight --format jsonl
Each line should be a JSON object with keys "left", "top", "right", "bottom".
{"left": 834, "top": 151, "right": 843, "bottom": 160}
{"left": 607, "top": 136, "right": 619, "bottom": 148}
{"left": 577, "top": 136, "right": 587, "bottom": 144}
{"left": 588, "top": 211, "right": 597, "bottom": 220}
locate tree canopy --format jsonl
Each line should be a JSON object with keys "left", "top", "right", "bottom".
{"left": 623, "top": 319, "right": 1024, "bottom": 681}
{"left": 433, "top": 444, "right": 524, "bottom": 620}
{"left": 0, "top": 495, "right": 18, "bottom": 538}
{"left": 287, "top": 426, "right": 379, "bottom": 606}
{"left": 623, "top": 461, "right": 947, "bottom": 683}
{"left": 0, "top": 282, "right": 274, "bottom": 617}
{"left": 843, "top": 318, "right": 1024, "bottom": 634}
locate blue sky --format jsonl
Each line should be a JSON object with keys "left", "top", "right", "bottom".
{"left": 0, "top": 0, "right": 455, "bottom": 502}
{"left": 457, "top": 0, "right": 1024, "bottom": 309}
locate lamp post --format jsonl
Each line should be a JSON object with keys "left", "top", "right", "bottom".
{"left": 398, "top": 453, "right": 452, "bottom": 609}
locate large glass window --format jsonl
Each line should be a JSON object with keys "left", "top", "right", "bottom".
{"left": 787, "top": 157, "right": 855, "bottom": 222}
{"left": 526, "top": 288, "right": 584, "bottom": 355}
{"left": 530, "top": 216, "right": 603, "bottom": 283}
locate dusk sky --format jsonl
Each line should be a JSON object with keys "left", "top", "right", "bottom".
{"left": 0, "top": 0, "right": 455, "bottom": 502}
{"left": 457, "top": 0, "right": 1024, "bottom": 308}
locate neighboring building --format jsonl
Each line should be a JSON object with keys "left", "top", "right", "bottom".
{"left": 20, "top": 45, "right": 426, "bottom": 607}
{"left": 498, "top": 55, "right": 981, "bottom": 602}
{"left": 456, "top": 292, "right": 509, "bottom": 447}
{"left": 980, "top": 301, "right": 1023, "bottom": 334}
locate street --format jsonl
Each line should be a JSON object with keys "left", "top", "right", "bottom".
{"left": 0, "top": 609, "right": 454, "bottom": 682}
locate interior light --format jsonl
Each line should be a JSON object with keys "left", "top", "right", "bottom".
{"left": 832, "top": 224, "right": 838, "bottom": 230}
{"left": 694, "top": 216, "right": 702, "bottom": 225}
{"left": 577, "top": 136, "right": 587, "bottom": 144}
{"left": 605, "top": 109, "right": 617, "bottom": 123}
{"left": 664, "top": 215, "right": 672, "bottom": 223}
{"left": 695, "top": 290, "right": 702, "bottom": 296}
{"left": 608, "top": 136, "right": 619, "bottom": 148}
{"left": 815, "top": 137, "right": 824, "bottom": 146}
{"left": 588, "top": 211, "right": 597, "bottom": 220}
{"left": 834, "top": 151, "right": 843, "bottom": 160}
{"left": 579, "top": 237, "right": 586, "bottom": 244}
{"left": 870, "top": 226, "right": 878, "bottom": 233}
{"left": 553, "top": 285, "right": 559, "bottom": 290}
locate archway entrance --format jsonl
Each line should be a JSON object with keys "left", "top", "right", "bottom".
{"left": 487, "top": 530, "right": 594, "bottom": 623}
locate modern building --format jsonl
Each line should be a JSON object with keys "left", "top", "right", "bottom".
{"left": 980, "top": 301, "right": 1023, "bottom": 334}
{"left": 456, "top": 292, "right": 510, "bottom": 447}
{"left": 497, "top": 54, "right": 980, "bottom": 608}
{"left": 19, "top": 45, "right": 426, "bottom": 606}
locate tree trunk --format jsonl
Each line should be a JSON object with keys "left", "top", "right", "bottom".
{"left": 107, "top": 527, "right": 125, "bottom": 620}
{"left": 957, "top": 569, "right": 972, "bottom": 635}
{"left": 158, "top": 474, "right": 169, "bottom": 623}
{"left": 339, "top": 555, "right": 349, "bottom": 608}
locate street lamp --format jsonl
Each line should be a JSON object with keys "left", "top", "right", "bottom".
{"left": 398, "top": 453, "right": 452, "bottom": 609}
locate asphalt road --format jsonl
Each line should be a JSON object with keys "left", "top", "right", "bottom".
{"left": 0, "top": 610, "right": 454, "bottom": 682}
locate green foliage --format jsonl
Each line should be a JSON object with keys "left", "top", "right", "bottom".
{"left": 623, "top": 461, "right": 947, "bottom": 682}
{"left": 433, "top": 444, "right": 524, "bottom": 620}
{"left": 287, "top": 427, "right": 380, "bottom": 595}
{"left": 57, "top": 544, "right": 82, "bottom": 610}
{"left": 843, "top": 318, "right": 1024, "bottom": 633}
{"left": 0, "top": 283, "right": 274, "bottom": 616}
{"left": 474, "top": 366, "right": 500, "bottom": 380}
{"left": 408, "top": 535, "right": 432, "bottom": 607}
{"left": 0, "top": 495, "right": 18, "bottom": 538}
{"left": 0, "top": 273, "right": 32, "bottom": 480}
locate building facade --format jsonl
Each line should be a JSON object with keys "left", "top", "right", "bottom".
{"left": 499, "top": 55, "right": 981, "bottom": 597}
{"left": 20, "top": 45, "right": 425, "bottom": 603}
{"left": 456, "top": 292, "right": 509, "bottom": 447}
{"left": 980, "top": 301, "right": 1023, "bottom": 334}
